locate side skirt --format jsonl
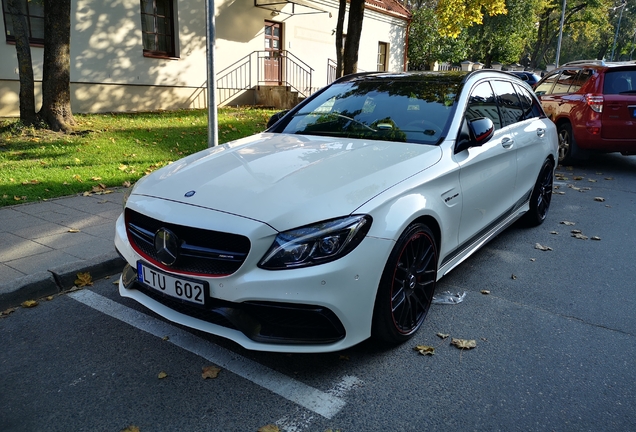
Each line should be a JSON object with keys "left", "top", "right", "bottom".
{"left": 437, "top": 199, "right": 530, "bottom": 280}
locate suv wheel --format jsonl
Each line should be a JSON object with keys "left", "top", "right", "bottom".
{"left": 557, "top": 123, "right": 579, "bottom": 165}
{"left": 559, "top": 123, "right": 576, "bottom": 164}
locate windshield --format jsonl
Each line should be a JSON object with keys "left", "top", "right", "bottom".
{"left": 279, "top": 77, "right": 460, "bottom": 145}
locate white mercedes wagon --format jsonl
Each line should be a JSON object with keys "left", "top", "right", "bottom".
{"left": 115, "top": 70, "right": 558, "bottom": 353}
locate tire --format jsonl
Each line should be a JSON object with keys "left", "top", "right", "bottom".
{"left": 557, "top": 123, "right": 579, "bottom": 165}
{"left": 522, "top": 159, "right": 554, "bottom": 227}
{"left": 372, "top": 223, "right": 438, "bottom": 344}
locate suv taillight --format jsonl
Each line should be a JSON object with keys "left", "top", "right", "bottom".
{"left": 585, "top": 94, "right": 604, "bottom": 113}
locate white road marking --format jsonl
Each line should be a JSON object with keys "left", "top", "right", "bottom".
{"left": 276, "top": 375, "right": 363, "bottom": 431}
{"left": 69, "top": 289, "right": 351, "bottom": 419}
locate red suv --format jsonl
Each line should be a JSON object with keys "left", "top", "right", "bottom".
{"left": 534, "top": 60, "right": 636, "bottom": 164}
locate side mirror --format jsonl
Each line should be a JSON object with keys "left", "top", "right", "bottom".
{"left": 266, "top": 110, "right": 290, "bottom": 129}
{"left": 455, "top": 117, "right": 495, "bottom": 153}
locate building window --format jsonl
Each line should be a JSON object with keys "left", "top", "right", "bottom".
{"left": 1, "top": 0, "right": 45, "bottom": 45}
{"left": 140, "top": 0, "right": 177, "bottom": 58}
{"left": 377, "top": 42, "right": 388, "bottom": 72}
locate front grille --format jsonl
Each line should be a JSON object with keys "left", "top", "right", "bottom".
{"left": 133, "top": 281, "right": 346, "bottom": 345}
{"left": 125, "top": 208, "right": 251, "bottom": 276}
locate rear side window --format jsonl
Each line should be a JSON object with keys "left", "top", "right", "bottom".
{"left": 604, "top": 69, "right": 636, "bottom": 94}
{"left": 569, "top": 69, "right": 593, "bottom": 93}
{"left": 514, "top": 84, "right": 543, "bottom": 120}
{"left": 552, "top": 69, "right": 579, "bottom": 94}
{"left": 491, "top": 80, "right": 524, "bottom": 127}
{"left": 535, "top": 73, "right": 559, "bottom": 96}
{"left": 466, "top": 82, "right": 502, "bottom": 130}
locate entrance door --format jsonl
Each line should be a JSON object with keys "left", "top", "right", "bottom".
{"left": 264, "top": 21, "right": 282, "bottom": 84}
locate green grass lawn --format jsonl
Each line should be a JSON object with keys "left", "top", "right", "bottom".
{"left": 0, "top": 107, "right": 277, "bottom": 207}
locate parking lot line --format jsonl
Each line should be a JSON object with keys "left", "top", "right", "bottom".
{"left": 69, "top": 289, "right": 348, "bottom": 419}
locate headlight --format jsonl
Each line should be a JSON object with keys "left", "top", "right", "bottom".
{"left": 258, "top": 215, "right": 372, "bottom": 270}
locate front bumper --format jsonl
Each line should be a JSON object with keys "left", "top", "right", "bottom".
{"left": 114, "top": 203, "right": 394, "bottom": 353}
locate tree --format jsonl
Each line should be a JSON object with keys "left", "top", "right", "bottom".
{"left": 39, "top": 0, "right": 75, "bottom": 131}
{"left": 435, "top": 0, "right": 508, "bottom": 37}
{"left": 528, "top": 0, "right": 611, "bottom": 69}
{"left": 7, "top": 0, "right": 74, "bottom": 131}
{"left": 334, "top": 0, "right": 366, "bottom": 77}
{"left": 408, "top": 0, "right": 509, "bottom": 68}
{"left": 6, "top": 0, "right": 37, "bottom": 125}
{"left": 343, "top": 0, "right": 366, "bottom": 75}
{"left": 466, "top": 0, "right": 540, "bottom": 67}
{"left": 335, "top": 0, "right": 346, "bottom": 77}
{"left": 408, "top": 7, "right": 469, "bottom": 69}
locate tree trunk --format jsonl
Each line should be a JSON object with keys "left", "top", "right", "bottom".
{"left": 335, "top": 0, "right": 346, "bottom": 78}
{"left": 39, "top": 0, "right": 75, "bottom": 132}
{"left": 343, "top": 0, "right": 365, "bottom": 75}
{"left": 6, "top": 0, "right": 37, "bottom": 125}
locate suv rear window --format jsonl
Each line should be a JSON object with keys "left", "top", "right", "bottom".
{"left": 604, "top": 69, "right": 636, "bottom": 94}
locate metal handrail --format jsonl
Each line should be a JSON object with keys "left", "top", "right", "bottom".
{"left": 216, "top": 50, "right": 314, "bottom": 105}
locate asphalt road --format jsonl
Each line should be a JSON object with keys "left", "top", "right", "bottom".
{"left": 2, "top": 154, "right": 635, "bottom": 432}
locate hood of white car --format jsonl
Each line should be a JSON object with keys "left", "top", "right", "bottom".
{"left": 131, "top": 133, "right": 442, "bottom": 230}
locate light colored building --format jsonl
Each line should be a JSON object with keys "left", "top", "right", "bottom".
{"left": 0, "top": 0, "right": 410, "bottom": 116}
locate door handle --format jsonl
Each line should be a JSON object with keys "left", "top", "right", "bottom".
{"left": 536, "top": 128, "right": 545, "bottom": 137}
{"left": 501, "top": 137, "right": 514, "bottom": 149}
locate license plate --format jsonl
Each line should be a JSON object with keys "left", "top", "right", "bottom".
{"left": 137, "top": 262, "right": 207, "bottom": 306}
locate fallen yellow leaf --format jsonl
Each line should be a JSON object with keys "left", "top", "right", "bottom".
{"left": 534, "top": 243, "right": 553, "bottom": 251}
{"left": 1, "top": 307, "right": 17, "bottom": 317}
{"left": 414, "top": 345, "right": 435, "bottom": 355}
{"left": 75, "top": 272, "right": 93, "bottom": 287}
{"left": 158, "top": 371, "right": 168, "bottom": 379}
{"left": 451, "top": 338, "right": 476, "bottom": 349}
{"left": 202, "top": 365, "right": 221, "bottom": 379}
{"left": 21, "top": 300, "right": 38, "bottom": 308}
{"left": 257, "top": 425, "right": 280, "bottom": 432}
{"left": 120, "top": 426, "right": 140, "bottom": 432}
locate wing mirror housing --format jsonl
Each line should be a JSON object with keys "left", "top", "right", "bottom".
{"left": 455, "top": 117, "right": 495, "bottom": 153}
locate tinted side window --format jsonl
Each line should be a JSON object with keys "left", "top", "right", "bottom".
{"left": 491, "top": 80, "right": 524, "bottom": 127}
{"left": 569, "top": 69, "right": 593, "bottom": 93}
{"left": 466, "top": 82, "right": 502, "bottom": 130}
{"left": 535, "top": 73, "right": 559, "bottom": 95}
{"left": 514, "top": 83, "right": 542, "bottom": 120}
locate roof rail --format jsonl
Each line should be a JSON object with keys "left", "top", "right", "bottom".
{"left": 562, "top": 60, "right": 606, "bottom": 66}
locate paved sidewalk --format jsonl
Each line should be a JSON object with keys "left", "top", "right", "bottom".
{"left": 0, "top": 190, "right": 126, "bottom": 309}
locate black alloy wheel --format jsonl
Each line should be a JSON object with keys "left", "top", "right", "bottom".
{"left": 372, "top": 223, "right": 437, "bottom": 344}
{"left": 523, "top": 159, "right": 554, "bottom": 227}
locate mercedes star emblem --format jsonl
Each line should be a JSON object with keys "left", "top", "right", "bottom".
{"left": 154, "top": 228, "right": 180, "bottom": 266}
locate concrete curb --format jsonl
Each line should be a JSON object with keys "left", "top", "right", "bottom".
{"left": 0, "top": 252, "right": 125, "bottom": 310}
